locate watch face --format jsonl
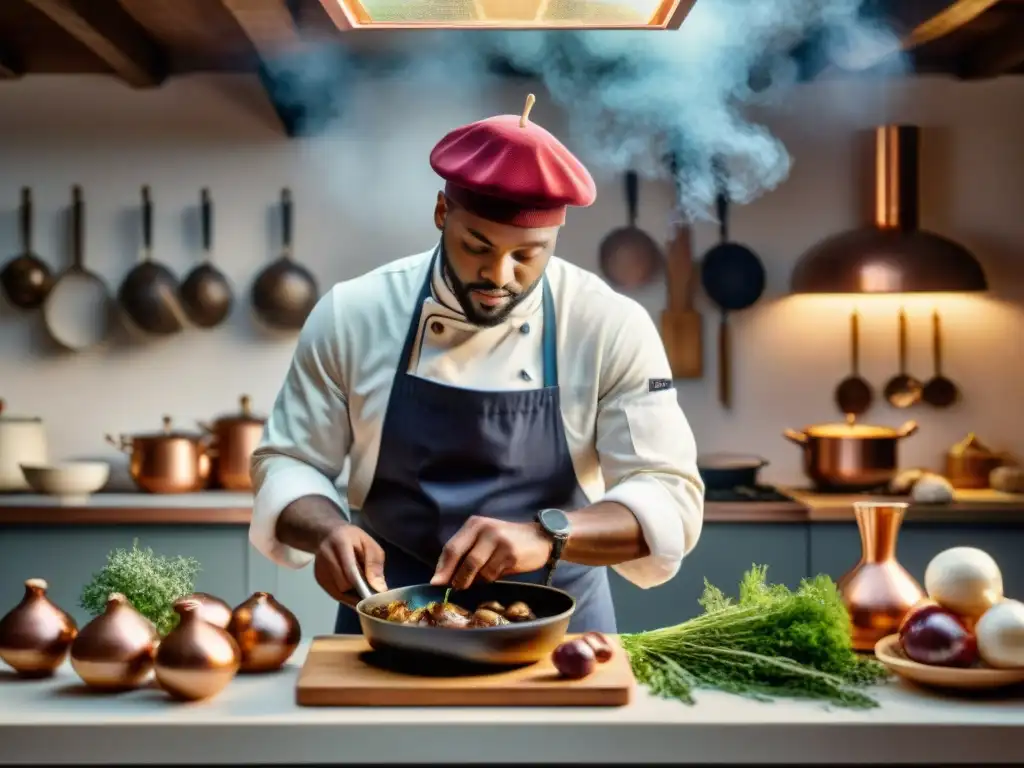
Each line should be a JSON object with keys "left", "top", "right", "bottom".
{"left": 539, "top": 508, "right": 571, "bottom": 536}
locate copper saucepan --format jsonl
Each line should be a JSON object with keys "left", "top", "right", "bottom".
{"left": 199, "top": 395, "right": 266, "bottom": 491}
{"left": 783, "top": 417, "right": 919, "bottom": 492}
{"left": 106, "top": 416, "right": 214, "bottom": 494}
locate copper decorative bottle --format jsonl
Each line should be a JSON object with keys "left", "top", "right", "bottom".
{"left": 837, "top": 502, "right": 926, "bottom": 651}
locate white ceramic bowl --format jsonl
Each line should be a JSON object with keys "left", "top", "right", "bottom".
{"left": 20, "top": 462, "right": 110, "bottom": 504}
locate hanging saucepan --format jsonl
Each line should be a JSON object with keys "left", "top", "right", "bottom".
{"left": 598, "top": 171, "right": 663, "bottom": 290}
{"left": 42, "top": 186, "right": 115, "bottom": 352}
{"left": 117, "top": 186, "right": 186, "bottom": 336}
{"left": 700, "top": 180, "right": 766, "bottom": 410}
{"left": 1, "top": 188, "right": 54, "bottom": 310}
{"left": 179, "top": 188, "right": 234, "bottom": 329}
{"left": 250, "top": 188, "right": 319, "bottom": 331}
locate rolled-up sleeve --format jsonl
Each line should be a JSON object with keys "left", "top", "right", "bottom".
{"left": 594, "top": 300, "right": 704, "bottom": 589}
{"left": 249, "top": 290, "right": 352, "bottom": 569}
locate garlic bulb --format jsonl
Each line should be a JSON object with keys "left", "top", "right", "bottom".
{"left": 911, "top": 474, "right": 954, "bottom": 504}
{"left": 924, "top": 547, "right": 1004, "bottom": 619}
{"left": 975, "top": 599, "right": 1024, "bottom": 669}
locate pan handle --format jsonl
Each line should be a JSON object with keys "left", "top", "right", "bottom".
{"left": 336, "top": 550, "right": 377, "bottom": 609}
{"left": 624, "top": 171, "right": 639, "bottom": 226}
{"left": 104, "top": 434, "right": 131, "bottom": 454}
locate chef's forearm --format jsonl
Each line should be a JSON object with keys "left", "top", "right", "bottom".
{"left": 274, "top": 495, "right": 348, "bottom": 554}
{"left": 562, "top": 502, "right": 650, "bottom": 565}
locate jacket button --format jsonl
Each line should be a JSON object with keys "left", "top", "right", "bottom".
{"left": 430, "top": 321, "right": 444, "bottom": 335}
{"left": 520, "top": 322, "right": 530, "bottom": 335}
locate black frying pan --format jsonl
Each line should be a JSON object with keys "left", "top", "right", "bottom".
{"left": 700, "top": 190, "right": 766, "bottom": 410}
{"left": 337, "top": 566, "right": 575, "bottom": 666}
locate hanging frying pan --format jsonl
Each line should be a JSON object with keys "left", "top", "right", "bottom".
{"left": 1, "top": 188, "right": 54, "bottom": 310}
{"left": 42, "top": 186, "right": 114, "bottom": 352}
{"left": 116, "top": 186, "right": 186, "bottom": 336}
{"left": 250, "top": 188, "right": 319, "bottom": 331}
{"left": 598, "top": 171, "right": 663, "bottom": 290}
{"left": 179, "top": 188, "right": 234, "bottom": 329}
{"left": 700, "top": 184, "right": 766, "bottom": 410}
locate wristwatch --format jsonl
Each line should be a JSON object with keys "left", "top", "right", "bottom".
{"left": 536, "top": 508, "right": 571, "bottom": 587}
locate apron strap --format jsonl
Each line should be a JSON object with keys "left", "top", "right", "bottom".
{"left": 397, "top": 246, "right": 559, "bottom": 389}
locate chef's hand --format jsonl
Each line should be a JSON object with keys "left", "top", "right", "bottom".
{"left": 314, "top": 523, "right": 388, "bottom": 600}
{"left": 430, "top": 516, "right": 552, "bottom": 590}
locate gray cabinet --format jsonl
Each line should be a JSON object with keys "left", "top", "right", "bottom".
{"left": 608, "top": 523, "right": 811, "bottom": 632}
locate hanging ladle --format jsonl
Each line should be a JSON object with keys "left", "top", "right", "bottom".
{"left": 882, "top": 308, "right": 922, "bottom": 409}
{"left": 921, "top": 309, "right": 960, "bottom": 408}
{"left": 834, "top": 309, "right": 873, "bottom": 417}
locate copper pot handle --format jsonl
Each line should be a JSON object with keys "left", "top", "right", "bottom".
{"left": 197, "top": 421, "right": 214, "bottom": 433}
{"left": 896, "top": 421, "right": 919, "bottom": 439}
{"left": 104, "top": 434, "right": 131, "bottom": 453}
{"left": 783, "top": 429, "right": 808, "bottom": 445}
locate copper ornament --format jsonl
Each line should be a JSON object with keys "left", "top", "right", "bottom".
{"left": 0, "top": 578, "right": 78, "bottom": 678}
{"left": 183, "top": 592, "right": 233, "bottom": 629}
{"left": 837, "top": 502, "right": 926, "bottom": 651}
{"left": 155, "top": 598, "right": 240, "bottom": 701}
{"left": 69, "top": 592, "right": 159, "bottom": 690}
{"left": 227, "top": 592, "right": 301, "bottom": 673}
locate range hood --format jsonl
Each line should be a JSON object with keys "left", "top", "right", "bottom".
{"left": 790, "top": 125, "right": 987, "bottom": 294}
{"left": 316, "top": 0, "right": 697, "bottom": 29}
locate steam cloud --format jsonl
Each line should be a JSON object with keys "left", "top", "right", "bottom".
{"left": 267, "top": 0, "right": 906, "bottom": 219}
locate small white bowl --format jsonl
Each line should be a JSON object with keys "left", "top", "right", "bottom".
{"left": 20, "top": 462, "right": 110, "bottom": 504}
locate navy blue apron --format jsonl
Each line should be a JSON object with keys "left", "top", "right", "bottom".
{"left": 334, "top": 252, "right": 616, "bottom": 634}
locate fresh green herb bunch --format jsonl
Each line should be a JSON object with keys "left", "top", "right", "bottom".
{"left": 79, "top": 539, "right": 201, "bottom": 636}
{"left": 622, "top": 565, "right": 889, "bottom": 710}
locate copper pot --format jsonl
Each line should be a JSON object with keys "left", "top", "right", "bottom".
{"left": 0, "top": 578, "right": 77, "bottom": 677}
{"left": 199, "top": 395, "right": 265, "bottom": 491}
{"left": 106, "top": 416, "right": 212, "bottom": 494}
{"left": 837, "top": 502, "right": 925, "bottom": 651}
{"left": 783, "top": 417, "right": 918, "bottom": 491}
{"left": 945, "top": 433, "right": 1005, "bottom": 490}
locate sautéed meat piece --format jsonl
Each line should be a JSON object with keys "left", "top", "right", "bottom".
{"left": 370, "top": 598, "right": 534, "bottom": 628}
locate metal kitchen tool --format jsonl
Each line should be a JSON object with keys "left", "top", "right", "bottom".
{"left": 42, "top": 186, "right": 115, "bottom": 352}
{"left": 834, "top": 310, "right": 873, "bottom": 416}
{"left": 0, "top": 188, "right": 54, "bottom": 310}
{"left": 336, "top": 567, "right": 575, "bottom": 667}
{"left": 179, "top": 188, "right": 234, "bottom": 329}
{"left": 882, "top": 308, "right": 922, "bottom": 408}
{"left": 250, "top": 188, "right": 319, "bottom": 331}
{"left": 922, "top": 309, "right": 959, "bottom": 408}
{"left": 598, "top": 171, "right": 663, "bottom": 290}
{"left": 700, "top": 185, "right": 766, "bottom": 409}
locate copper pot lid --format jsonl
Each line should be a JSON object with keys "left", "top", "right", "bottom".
{"left": 0, "top": 398, "right": 42, "bottom": 424}
{"left": 213, "top": 395, "right": 265, "bottom": 427}
{"left": 132, "top": 416, "right": 205, "bottom": 442}
{"left": 803, "top": 415, "right": 917, "bottom": 439}
{"left": 949, "top": 432, "right": 995, "bottom": 457}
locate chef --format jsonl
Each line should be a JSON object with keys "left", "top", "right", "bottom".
{"left": 249, "top": 95, "right": 704, "bottom": 635}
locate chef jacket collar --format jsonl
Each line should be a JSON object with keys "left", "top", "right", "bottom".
{"left": 429, "top": 243, "right": 544, "bottom": 323}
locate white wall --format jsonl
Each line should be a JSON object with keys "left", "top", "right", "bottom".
{"left": 0, "top": 72, "right": 1021, "bottom": 487}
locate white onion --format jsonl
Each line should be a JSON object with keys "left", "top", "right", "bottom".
{"left": 975, "top": 600, "right": 1024, "bottom": 669}
{"left": 924, "top": 547, "right": 1003, "bottom": 619}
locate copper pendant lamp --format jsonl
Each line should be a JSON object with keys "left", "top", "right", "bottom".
{"left": 790, "top": 125, "right": 987, "bottom": 295}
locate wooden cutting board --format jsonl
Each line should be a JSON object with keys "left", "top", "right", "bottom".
{"left": 295, "top": 634, "right": 636, "bottom": 707}
{"left": 661, "top": 221, "right": 702, "bottom": 379}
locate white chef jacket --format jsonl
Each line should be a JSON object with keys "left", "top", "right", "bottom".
{"left": 249, "top": 248, "right": 705, "bottom": 589}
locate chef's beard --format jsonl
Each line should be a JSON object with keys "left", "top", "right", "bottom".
{"left": 440, "top": 243, "right": 540, "bottom": 328}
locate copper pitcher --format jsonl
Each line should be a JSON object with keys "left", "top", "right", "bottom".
{"left": 837, "top": 501, "right": 925, "bottom": 651}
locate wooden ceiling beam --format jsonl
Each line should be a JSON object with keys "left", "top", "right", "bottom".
{"left": 219, "top": 0, "right": 306, "bottom": 137}
{"left": 901, "top": 0, "right": 1003, "bottom": 50}
{"left": 0, "top": 52, "right": 22, "bottom": 79}
{"left": 959, "top": 18, "right": 1024, "bottom": 77}
{"left": 23, "top": 0, "right": 165, "bottom": 87}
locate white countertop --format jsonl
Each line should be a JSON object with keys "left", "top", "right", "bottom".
{"left": 1, "top": 641, "right": 1021, "bottom": 765}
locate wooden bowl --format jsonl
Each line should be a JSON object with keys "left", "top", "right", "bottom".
{"left": 874, "top": 634, "right": 1024, "bottom": 691}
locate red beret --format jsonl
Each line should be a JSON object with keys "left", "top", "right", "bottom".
{"left": 429, "top": 95, "right": 597, "bottom": 228}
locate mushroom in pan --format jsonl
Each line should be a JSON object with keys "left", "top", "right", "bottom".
{"left": 503, "top": 602, "right": 536, "bottom": 622}
{"left": 468, "top": 609, "right": 510, "bottom": 628}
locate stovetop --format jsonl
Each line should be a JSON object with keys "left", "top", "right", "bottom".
{"left": 704, "top": 485, "right": 794, "bottom": 503}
